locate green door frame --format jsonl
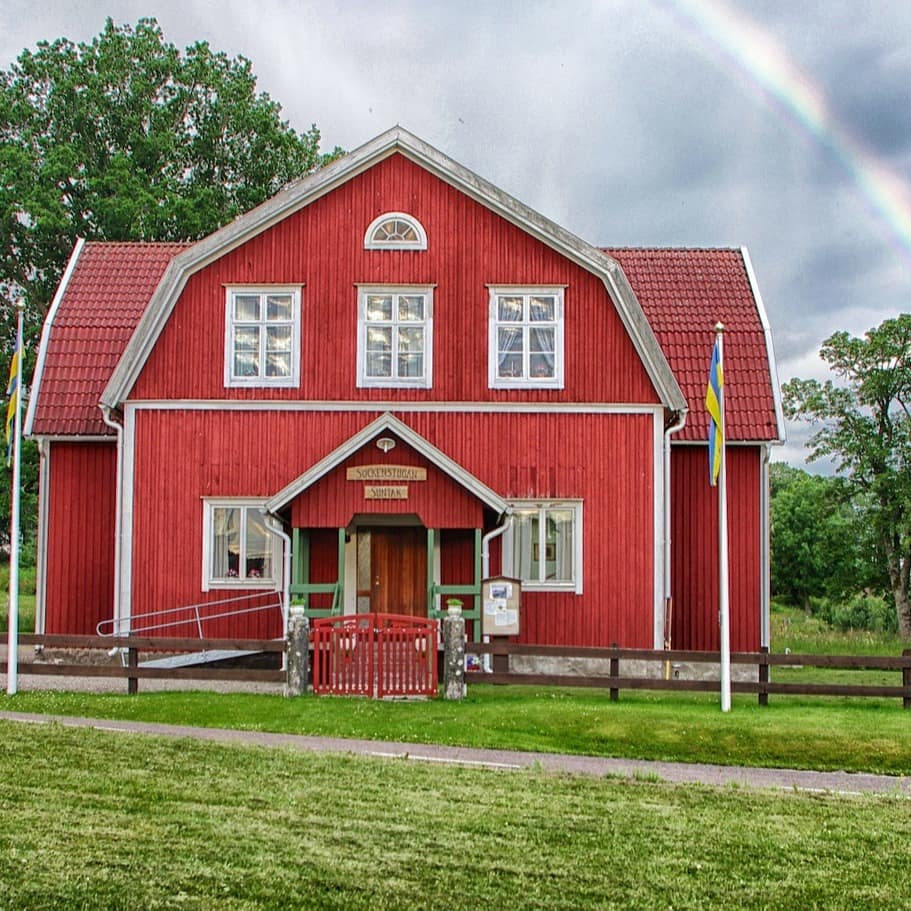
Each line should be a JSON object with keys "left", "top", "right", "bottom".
{"left": 290, "top": 525, "right": 482, "bottom": 637}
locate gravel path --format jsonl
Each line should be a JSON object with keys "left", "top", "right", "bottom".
{"left": 2, "top": 709, "right": 908, "bottom": 798}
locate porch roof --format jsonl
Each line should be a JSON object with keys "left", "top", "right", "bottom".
{"left": 265, "top": 413, "right": 509, "bottom": 517}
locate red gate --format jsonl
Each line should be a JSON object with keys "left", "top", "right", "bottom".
{"left": 311, "top": 613, "right": 439, "bottom": 698}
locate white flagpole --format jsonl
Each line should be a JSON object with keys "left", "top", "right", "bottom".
{"left": 7, "top": 300, "right": 25, "bottom": 695}
{"left": 715, "top": 323, "right": 731, "bottom": 712}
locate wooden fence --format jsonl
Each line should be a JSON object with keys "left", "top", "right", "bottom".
{"left": 1, "top": 634, "right": 285, "bottom": 693}
{"left": 469, "top": 642, "right": 911, "bottom": 708}
{"left": 3, "top": 634, "right": 911, "bottom": 707}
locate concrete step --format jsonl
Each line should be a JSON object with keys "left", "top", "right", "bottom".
{"left": 140, "top": 649, "right": 262, "bottom": 669}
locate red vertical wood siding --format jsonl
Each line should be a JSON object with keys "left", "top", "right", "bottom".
{"left": 308, "top": 529, "right": 342, "bottom": 612}
{"left": 44, "top": 442, "right": 116, "bottom": 634}
{"left": 439, "top": 530, "right": 475, "bottom": 585}
{"left": 670, "top": 445, "right": 761, "bottom": 651}
{"left": 130, "top": 154, "right": 658, "bottom": 407}
{"left": 129, "top": 408, "right": 657, "bottom": 646}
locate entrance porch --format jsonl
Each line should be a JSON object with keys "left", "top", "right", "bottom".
{"left": 289, "top": 523, "right": 485, "bottom": 639}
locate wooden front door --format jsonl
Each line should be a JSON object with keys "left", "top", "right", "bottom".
{"left": 356, "top": 527, "right": 427, "bottom": 616}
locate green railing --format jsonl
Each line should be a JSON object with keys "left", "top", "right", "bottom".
{"left": 426, "top": 528, "right": 483, "bottom": 641}
{"left": 290, "top": 528, "right": 346, "bottom": 617}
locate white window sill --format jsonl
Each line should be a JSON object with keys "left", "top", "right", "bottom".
{"left": 206, "top": 580, "right": 279, "bottom": 590}
{"left": 357, "top": 378, "right": 432, "bottom": 389}
{"left": 519, "top": 582, "right": 580, "bottom": 594}
{"left": 490, "top": 380, "right": 564, "bottom": 390}
{"left": 225, "top": 379, "right": 298, "bottom": 389}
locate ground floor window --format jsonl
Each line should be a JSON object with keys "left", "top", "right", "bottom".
{"left": 505, "top": 501, "right": 582, "bottom": 592}
{"left": 203, "top": 500, "right": 277, "bottom": 588}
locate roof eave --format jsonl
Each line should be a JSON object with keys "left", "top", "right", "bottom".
{"left": 24, "top": 238, "right": 86, "bottom": 438}
{"left": 741, "top": 246, "right": 786, "bottom": 444}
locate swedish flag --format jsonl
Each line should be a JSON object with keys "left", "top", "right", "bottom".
{"left": 6, "top": 327, "right": 21, "bottom": 466}
{"left": 705, "top": 336, "right": 724, "bottom": 486}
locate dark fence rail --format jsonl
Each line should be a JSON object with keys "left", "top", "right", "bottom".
{"left": 468, "top": 642, "right": 911, "bottom": 708}
{"left": 1, "top": 634, "right": 285, "bottom": 693}
{"left": 3, "top": 635, "right": 910, "bottom": 707}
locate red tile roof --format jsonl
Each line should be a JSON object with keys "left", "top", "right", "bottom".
{"left": 28, "top": 243, "right": 780, "bottom": 442}
{"left": 606, "top": 248, "right": 781, "bottom": 442}
{"left": 28, "top": 242, "right": 189, "bottom": 437}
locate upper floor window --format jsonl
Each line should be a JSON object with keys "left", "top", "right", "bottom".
{"left": 356, "top": 286, "right": 434, "bottom": 388}
{"left": 224, "top": 287, "right": 301, "bottom": 388}
{"left": 364, "top": 212, "right": 427, "bottom": 250}
{"left": 488, "top": 287, "right": 565, "bottom": 389}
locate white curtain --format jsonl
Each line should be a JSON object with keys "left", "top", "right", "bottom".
{"left": 549, "top": 510, "right": 574, "bottom": 582}
{"left": 511, "top": 510, "right": 537, "bottom": 580}
{"left": 213, "top": 507, "right": 240, "bottom": 578}
{"left": 245, "top": 510, "right": 273, "bottom": 579}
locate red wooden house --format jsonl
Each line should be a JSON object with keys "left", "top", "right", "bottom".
{"left": 25, "top": 127, "right": 784, "bottom": 651}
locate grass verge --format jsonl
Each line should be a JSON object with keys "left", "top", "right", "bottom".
{"left": 1, "top": 720, "right": 909, "bottom": 911}
{"left": 771, "top": 602, "right": 906, "bottom": 657}
{"left": 2, "top": 685, "right": 909, "bottom": 775}
{"left": 1, "top": 560, "right": 36, "bottom": 634}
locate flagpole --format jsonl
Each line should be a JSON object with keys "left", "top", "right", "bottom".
{"left": 7, "top": 300, "right": 24, "bottom": 695}
{"left": 715, "top": 323, "right": 731, "bottom": 713}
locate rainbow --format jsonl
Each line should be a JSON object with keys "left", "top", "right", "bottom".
{"left": 667, "top": 0, "right": 911, "bottom": 266}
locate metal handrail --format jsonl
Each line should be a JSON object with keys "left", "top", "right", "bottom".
{"left": 96, "top": 591, "right": 284, "bottom": 639}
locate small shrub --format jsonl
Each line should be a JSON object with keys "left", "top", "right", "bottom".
{"left": 811, "top": 593, "right": 897, "bottom": 634}
{"left": 0, "top": 560, "right": 36, "bottom": 595}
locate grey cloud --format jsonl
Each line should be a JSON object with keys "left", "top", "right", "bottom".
{"left": 3, "top": 0, "right": 910, "bottom": 472}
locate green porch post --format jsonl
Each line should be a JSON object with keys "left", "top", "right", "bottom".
{"left": 291, "top": 528, "right": 310, "bottom": 610}
{"left": 426, "top": 527, "right": 436, "bottom": 615}
{"left": 473, "top": 527, "right": 482, "bottom": 642}
{"left": 335, "top": 527, "right": 346, "bottom": 614}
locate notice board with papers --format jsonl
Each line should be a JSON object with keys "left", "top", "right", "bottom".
{"left": 481, "top": 576, "right": 521, "bottom": 636}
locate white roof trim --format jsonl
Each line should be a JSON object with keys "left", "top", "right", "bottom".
{"left": 24, "top": 238, "right": 86, "bottom": 438}
{"left": 741, "top": 246, "right": 786, "bottom": 444}
{"left": 29, "top": 434, "right": 114, "bottom": 443}
{"left": 265, "top": 412, "right": 509, "bottom": 515}
{"left": 101, "top": 125, "right": 685, "bottom": 412}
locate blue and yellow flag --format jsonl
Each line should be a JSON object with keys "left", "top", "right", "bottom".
{"left": 705, "top": 336, "right": 724, "bottom": 486}
{"left": 6, "top": 326, "right": 21, "bottom": 466}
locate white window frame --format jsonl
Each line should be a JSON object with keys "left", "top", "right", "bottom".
{"left": 364, "top": 212, "right": 427, "bottom": 250}
{"left": 503, "top": 500, "right": 583, "bottom": 593}
{"left": 488, "top": 286, "right": 565, "bottom": 389}
{"left": 202, "top": 499, "right": 281, "bottom": 591}
{"left": 224, "top": 286, "right": 301, "bottom": 388}
{"left": 356, "top": 285, "right": 434, "bottom": 388}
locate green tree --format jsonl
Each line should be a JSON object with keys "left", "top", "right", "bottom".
{"left": 782, "top": 315, "right": 911, "bottom": 638}
{"left": 769, "top": 463, "right": 880, "bottom": 610}
{"left": 0, "top": 17, "right": 341, "bottom": 555}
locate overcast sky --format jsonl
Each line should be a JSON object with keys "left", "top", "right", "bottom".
{"left": 3, "top": 0, "right": 910, "bottom": 469}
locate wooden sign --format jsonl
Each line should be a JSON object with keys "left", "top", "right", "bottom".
{"left": 347, "top": 465, "right": 426, "bottom": 482}
{"left": 364, "top": 485, "right": 409, "bottom": 500}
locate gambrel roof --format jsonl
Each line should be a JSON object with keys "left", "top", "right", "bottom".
{"left": 26, "top": 240, "right": 190, "bottom": 437}
{"left": 97, "top": 126, "right": 685, "bottom": 413}
{"left": 26, "top": 127, "right": 783, "bottom": 443}
{"left": 607, "top": 247, "right": 784, "bottom": 442}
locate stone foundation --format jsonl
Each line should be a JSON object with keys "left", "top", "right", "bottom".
{"left": 501, "top": 654, "right": 758, "bottom": 683}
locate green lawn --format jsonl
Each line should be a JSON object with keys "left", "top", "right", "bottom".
{"left": 0, "top": 720, "right": 908, "bottom": 911}
{"left": 3, "top": 684, "right": 910, "bottom": 776}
